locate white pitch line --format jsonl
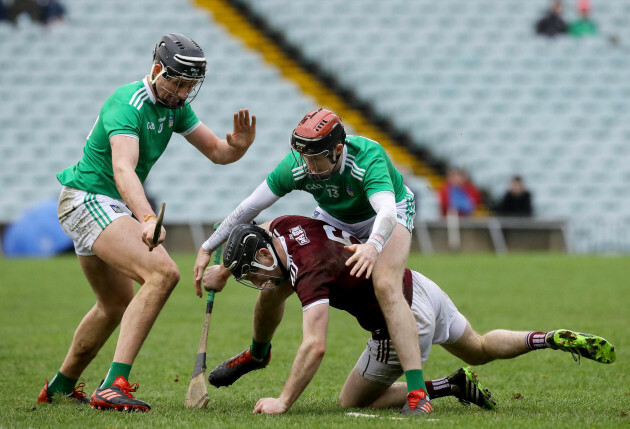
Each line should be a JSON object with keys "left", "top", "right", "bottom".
{"left": 346, "top": 412, "right": 378, "bottom": 418}
{"left": 346, "top": 412, "right": 438, "bottom": 421}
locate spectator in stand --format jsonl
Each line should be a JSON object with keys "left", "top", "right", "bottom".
{"left": 7, "top": 0, "right": 42, "bottom": 24}
{"left": 6, "top": 0, "right": 65, "bottom": 26}
{"left": 569, "top": 0, "right": 597, "bottom": 37}
{"left": 40, "top": 0, "right": 65, "bottom": 26}
{"left": 535, "top": 0, "right": 568, "bottom": 38}
{"left": 495, "top": 176, "right": 533, "bottom": 217}
{"left": 438, "top": 168, "right": 481, "bottom": 217}
{"left": 0, "top": 1, "right": 8, "bottom": 22}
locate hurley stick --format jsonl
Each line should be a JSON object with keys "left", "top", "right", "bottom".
{"left": 149, "top": 202, "right": 166, "bottom": 252}
{"left": 184, "top": 222, "right": 222, "bottom": 408}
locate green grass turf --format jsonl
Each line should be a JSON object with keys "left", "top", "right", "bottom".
{"left": 0, "top": 252, "right": 628, "bottom": 428}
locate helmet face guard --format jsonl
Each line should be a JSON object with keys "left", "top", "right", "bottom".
{"left": 290, "top": 147, "right": 339, "bottom": 182}
{"left": 151, "top": 33, "right": 206, "bottom": 109}
{"left": 150, "top": 68, "right": 204, "bottom": 109}
{"left": 223, "top": 224, "right": 287, "bottom": 290}
{"left": 290, "top": 109, "right": 346, "bottom": 181}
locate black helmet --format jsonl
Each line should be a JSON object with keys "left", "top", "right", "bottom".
{"left": 151, "top": 33, "right": 206, "bottom": 108}
{"left": 153, "top": 33, "right": 206, "bottom": 80}
{"left": 223, "top": 224, "right": 287, "bottom": 289}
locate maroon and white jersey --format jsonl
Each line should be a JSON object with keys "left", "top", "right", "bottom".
{"left": 270, "top": 215, "right": 413, "bottom": 334}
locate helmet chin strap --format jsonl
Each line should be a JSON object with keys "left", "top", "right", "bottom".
{"left": 149, "top": 66, "right": 166, "bottom": 105}
{"left": 251, "top": 243, "right": 280, "bottom": 272}
{"left": 149, "top": 64, "right": 163, "bottom": 89}
{"left": 257, "top": 243, "right": 289, "bottom": 286}
{"left": 310, "top": 146, "right": 342, "bottom": 181}
{"left": 329, "top": 149, "right": 342, "bottom": 171}
{"left": 149, "top": 65, "right": 187, "bottom": 109}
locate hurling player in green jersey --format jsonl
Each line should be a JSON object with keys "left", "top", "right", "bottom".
{"left": 194, "top": 109, "right": 429, "bottom": 414}
{"left": 39, "top": 34, "right": 256, "bottom": 412}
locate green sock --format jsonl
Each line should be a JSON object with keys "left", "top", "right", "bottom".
{"left": 48, "top": 371, "right": 78, "bottom": 395}
{"left": 101, "top": 362, "right": 132, "bottom": 388}
{"left": 405, "top": 369, "right": 427, "bottom": 393}
{"left": 250, "top": 338, "right": 271, "bottom": 360}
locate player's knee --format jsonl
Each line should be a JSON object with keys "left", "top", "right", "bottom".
{"left": 310, "top": 344, "right": 326, "bottom": 361}
{"left": 165, "top": 263, "right": 181, "bottom": 288}
{"left": 141, "top": 262, "right": 180, "bottom": 302}
{"left": 155, "top": 260, "right": 180, "bottom": 291}
{"left": 446, "top": 331, "right": 493, "bottom": 366}
{"left": 372, "top": 277, "right": 402, "bottom": 304}
{"left": 460, "top": 342, "right": 494, "bottom": 366}
{"left": 338, "top": 383, "right": 367, "bottom": 409}
{"left": 338, "top": 394, "right": 356, "bottom": 408}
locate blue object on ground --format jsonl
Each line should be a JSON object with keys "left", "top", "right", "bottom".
{"left": 2, "top": 198, "right": 73, "bottom": 257}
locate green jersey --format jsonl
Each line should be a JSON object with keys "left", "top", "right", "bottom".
{"left": 57, "top": 78, "right": 200, "bottom": 199}
{"left": 266, "top": 135, "right": 407, "bottom": 223}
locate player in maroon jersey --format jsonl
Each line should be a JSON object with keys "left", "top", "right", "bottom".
{"left": 202, "top": 216, "right": 616, "bottom": 415}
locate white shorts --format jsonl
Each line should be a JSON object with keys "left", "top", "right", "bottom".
{"left": 313, "top": 186, "right": 416, "bottom": 239}
{"left": 58, "top": 186, "right": 132, "bottom": 256}
{"left": 353, "top": 271, "right": 468, "bottom": 386}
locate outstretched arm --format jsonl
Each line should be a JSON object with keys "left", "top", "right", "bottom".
{"left": 193, "top": 181, "right": 280, "bottom": 297}
{"left": 253, "top": 303, "right": 329, "bottom": 414}
{"left": 186, "top": 109, "right": 256, "bottom": 165}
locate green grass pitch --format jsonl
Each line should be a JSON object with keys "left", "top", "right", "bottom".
{"left": 0, "top": 252, "right": 628, "bottom": 428}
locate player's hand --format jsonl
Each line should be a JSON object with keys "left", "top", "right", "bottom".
{"left": 253, "top": 397, "right": 288, "bottom": 415}
{"left": 193, "top": 248, "right": 212, "bottom": 297}
{"left": 226, "top": 109, "right": 256, "bottom": 151}
{"left": 344, "top": 243, "right": 379, "bottom": 278}
{"left": 202, "top": 265, "right": 230, "bottom": 293}
{"left": 141, "top": 217, "right": 165, "bottom": 250}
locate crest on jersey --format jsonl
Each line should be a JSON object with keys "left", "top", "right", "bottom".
{"left": 289, "top": 225, "right": 310, "bottom": 246}
{"left": 169, "top": 115, "right": 174, "bottom": 127}
{"left": 345, "top": 186, "right": 355, "bottom": 197}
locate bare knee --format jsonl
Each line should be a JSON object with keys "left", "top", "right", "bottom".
{"left": 372, "top": 276, "right": 401, "bottom": 305}
{"left": 460, "top": 337, "right": 494, "bottom": 366}
{"left": 338, "top": 388, "right": 368, "bottom": 408}
{"left": 444, "top": 324, "right": 495, "bottom": 366}
{"left": 161, "top": 260, "right": 180, "bottom": 285}
{"left": 339, "top": 388, "right": 371, "bottom": 409}
{"left": 338, "top": 394, "right": 353, "bottom": 408}
{"left": 152, "top": 260, "right": 180, "bottom": 293}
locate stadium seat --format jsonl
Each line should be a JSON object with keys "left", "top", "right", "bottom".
{"left": 2, "top": 0, "right": 629, "bottom": 253}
